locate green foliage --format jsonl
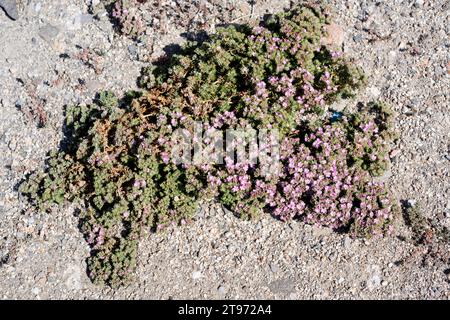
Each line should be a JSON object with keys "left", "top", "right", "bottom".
{"left": 20, "top": 3, "right": 398, "bottom": 287}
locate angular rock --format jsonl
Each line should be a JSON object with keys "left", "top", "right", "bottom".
{"left": 0, "top": 0, "right": 18, "bottom": 20}
{"left": 69, "top": 13, "right": 94, "bottom": 30}
{"left": 268, "top": 277, "right": 296, "bottom": 295}
{"left": 38, "top": 24, "right": 60, "bottom": 44}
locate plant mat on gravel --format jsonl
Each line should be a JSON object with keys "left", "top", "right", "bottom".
{"left": 20, "top": 2, "right": 404, "bottom": 287}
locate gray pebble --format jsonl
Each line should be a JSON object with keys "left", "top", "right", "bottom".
{"left": 38, "top": 24, "right": 60, "bottom": 43}
{"left": 407, "top": 199, "right": 417, "bottom": 208}
{"left": 268, "top": 277, "right": 296, "bottom": 295}
{"left": 353, "top": 34, "right": 363, "bottom": 42}
{"left": 270, "top": 262, "right": 280, "bottom": 273}
{"left": 128, "top": 45, "right": 138, "bottom": 58}
{"left": 0, "top": 0, "right": 18, "bottom": 20}
{"left": 71, "top": 14, "right": 94, "bottom": 30}
{"left": 217, "top": 285, "right": 226, "bottom": 296}
{"left": 414, "top": 0, "right": 424, "bottom": 8}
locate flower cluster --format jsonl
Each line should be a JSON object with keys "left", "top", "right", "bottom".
{"left": 21, "top": 4, "right": 397, "bottom": 287}
{"left": 268, "top": 115, "right": 395, "bottom": 237}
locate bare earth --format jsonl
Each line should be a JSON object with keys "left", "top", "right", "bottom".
{"left": 0, "top": 0, "right": 449, "bottom": 299}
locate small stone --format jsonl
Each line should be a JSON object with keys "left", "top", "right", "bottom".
{"left": 34, "top": 2, "right": 42, "bottom": 13}
{"left": 268, "top": 277, "right": 296, "bottom": 295}
{"left": 128, "top": 45, "right": 138, "bottom": 58}
{"left": 389, "top": 149, "right": 400, "bottom": 159}
{"left": 31, "top": 287, "right": 40, "bottom": 295}
{"left": 38, "top": 24, "right": 60, "bottom": 44}
{"left": 343, "top": 236, "right": 352, "bottom": 249}
{"left": 444, "top": 209, "right": 450, "bottom": 218}
{"left": 414, "top": 0, "right": 424, "bottom": 7}
{"left": 366, "top": 265, "right": 382, "bottom": 291}
{"left": 388, "top": 50, "right": 397, "bottom": 63}
{"left": 398, "top": 41, "right": 408, "bottom": 51}
{"left": 367, "top": 274, "right": 381, "bottom": 291}
{"left": 0, "top": 0, "right": 19, "bottom": 20}
{"left": 238, "top": 1, "right": 251, "bottom": 16}
{"left": 217, "top": 285, "right": 226, "bottom": 296}
{"left": 15, "top": 99, "right": 24, "bottom": 108}
{"left": 270, "top": 262, "right": 279, "bottom": 273}
{"left": 407, "top": 199, "right": 417, "bottom": 208}
{"left": 323, "top": 23, "right": 345, "bottom": 47}
{"left": 381, "top": 280, "right": 388, "bottom": 287}
{"left": 434, "top": 64, "right": 445, "bottom": 77}
{"left": 368, "top": 86, "right": 381, "bottom": 98}
{"left": 70, "top": 14, "right": 94, "bottom": 30}
{"left": 79, "top": 13, "right": 94, "bottom": 24}
{"left": 64, "top": 265, "right": 82, "bottom": 290}
{"left": 192, "top": 271, "right": 202, "bottom": 280}
{"left": 353, "top": 34, "right": 363, "bottom": 42}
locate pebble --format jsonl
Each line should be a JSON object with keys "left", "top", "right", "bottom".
{"left": 38, "top": 24, "right": 60, "bottom": 44}
{"left": 367, "top": 274, "right": 381, "bottom": 291}
{"left": 0, "top": 0, "right": 18, "bottom": 20}
{"left": 407, "top": 199, "right": 417, "bottom": 208}
{"left": 70, "top": 14, "right": 94, "bottom": 30}
{"left": 444, "top": 209, "right": 450, "bottom": 218}
{"left": 323, "top": 23, "right": 345, "bottom": 47}
{"left": 31, "top": 287, "right": 40, "bottom": 295}
{"left": 34, "top": 2, "right": 42, "bottom": 13}
{"left": 353, "top": 34, "right": 363, "bottom": 42}
{"left": 268, "top": 277, "right": 296, "bottom": 295}
{"left": 238, "top": 1, "right": 251, "bottom": 16}
{"left": 128, "top": 45, "right": 138, "bottom": 59}
{"left": 270, "top": 262, "right": 280, "bottom": 273}
{"left": 368, "top": 86, "right": 381, "bottom": 98}
{"left": 343, "top": 236, "right": 352, "bottom": 249}
{"left": 434, "top": 65, "right": 445, "bottom": 77}
{"left": 217, "top": 285, "right": 226, "bottom": 296}
{"left": 414, "top": 0, "right": 424, "bottom": 7}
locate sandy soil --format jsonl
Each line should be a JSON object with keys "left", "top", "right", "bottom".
{"left": 0, "top": 0, "right": 449, "bottom": 299}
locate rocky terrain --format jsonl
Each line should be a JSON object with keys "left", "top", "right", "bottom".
{"left": 0, "top": 0, "right": 449, "bottom": 299}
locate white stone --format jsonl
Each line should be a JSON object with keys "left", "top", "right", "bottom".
{"left": 368, "top": 86, "right": 381, "bottom": 98}
{"left": 192, "top": 271, "right": 203, "bottom": 280}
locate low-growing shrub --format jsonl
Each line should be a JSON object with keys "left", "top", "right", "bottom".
{"left": 21, "top": 3, "right": 398, "bottom": 287}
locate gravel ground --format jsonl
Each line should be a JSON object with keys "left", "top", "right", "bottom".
{"left": 0, "top": 0, "right": 449, "bottom": 299}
